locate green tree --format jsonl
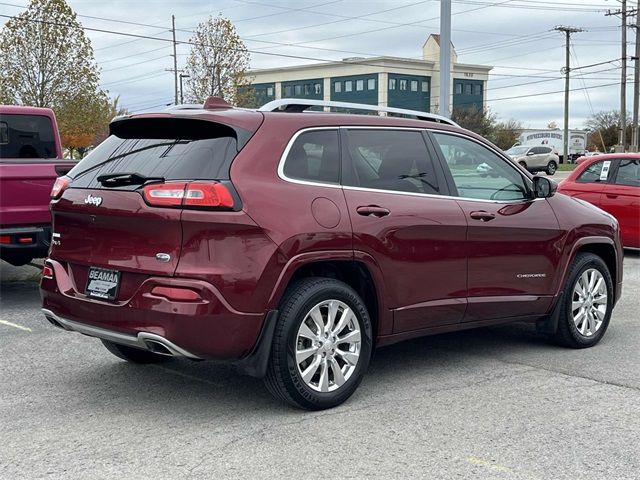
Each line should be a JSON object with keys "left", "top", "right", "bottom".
{"left": 490, "top": 119, "right": 523, "bottom": 151}
{"left": 451, "top": 106, "right": 496, "bottom": 139}
{"left": 0, "top": 0, "right": 114, "bottom": 156}
{"left": 184, "top": 15, "right": 251, "bottom": 105}
{"left": 0, "top": 0, "right": 100, "bottom": 108}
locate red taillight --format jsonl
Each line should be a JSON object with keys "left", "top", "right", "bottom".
{"left": 42, "top": 264, "right": 54, "bottom": 279}
{"left": 184, "top": 182, "right": 234, "bottom": 208}
{"left": 150, "top": 286, "right": 202, "bottom": 302}
{"left": 51, "top": 176, "right": 70, "bottom": 199}
{"left": 142, "top": 182, "right": 187, "bottom": 207}
{"left": 0, "top": 235, "right": 11, "bottom": 244}
{"left": 142, "top": 182, "right": 234, "bottom": 209}
{"left": 18, "top": 236, "right": 34, "bottom": 244}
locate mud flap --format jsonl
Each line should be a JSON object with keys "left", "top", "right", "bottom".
{"left": 536, "top": 292, "right": 564, "bottom": 335}
{"left": 232, "top": 309, "right": 279, "bottom": 378}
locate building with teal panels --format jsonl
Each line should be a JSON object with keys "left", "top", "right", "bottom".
{"left": 247, "top": 35, "right": 491, "bottom": 114}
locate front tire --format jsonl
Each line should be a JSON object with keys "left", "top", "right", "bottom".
{"left": 546, "top": 161, "right": 557, "bottom": 175}
{"left": 264, "top": 278, "right": 372, "bottom": 410}
{"left": 553, "top": 253, "right": 613, "bottom": 348}
{"left": 101, "top": 339, "right": 172, "bottom": 364}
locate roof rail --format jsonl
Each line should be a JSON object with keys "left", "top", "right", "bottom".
{"left": 258, "top": 98, "right": 459, "bottom": 127}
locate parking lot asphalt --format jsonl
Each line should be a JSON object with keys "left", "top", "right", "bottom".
{"left": 1, "top": 252, "right": 638, "bottom": 480}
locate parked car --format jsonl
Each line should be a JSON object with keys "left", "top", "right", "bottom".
{"left": 0, "top": 105, "right": 76, "bottom": 266}
{"left": 41, "top": 98, "right": 623, "bottom": 410}
{"left": 558, "top": 153, "right": 639, "bottom": 249}
{"left": 505, "top": 145, "right": 559, "bottom": 175}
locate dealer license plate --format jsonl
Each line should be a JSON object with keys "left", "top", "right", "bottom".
{"left": 85, "top": 267, "right": 121, "bottom": 301}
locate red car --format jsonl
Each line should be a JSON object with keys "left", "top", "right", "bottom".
{"left": 41, "top": 98, "right": 623, "bottom": 410}
{"left": 559, "top": 153, "right": 640, "bottom": 249}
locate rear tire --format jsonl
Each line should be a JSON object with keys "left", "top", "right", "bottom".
{"left": 553, "top": 253, "right": 613, "bottom": 348}
{"left": 518, "top": 161, "right": 527, "bottom": 170}
{"left": 101, "top": 339, "right": 172, "bottom": 364}
{"left": 546, "top": 161, "right": 557, "bottom": 175}
{"left": 264, "top": 278, "right": 372, "bottom": 410}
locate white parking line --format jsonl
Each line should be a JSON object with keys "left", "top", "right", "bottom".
{"left": 0, "top": 319, "right": 32, "bottom": 332}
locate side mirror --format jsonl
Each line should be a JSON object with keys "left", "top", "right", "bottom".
{"left": 533, "top": 176, "right": 557, "bottom": 198}
{"left": 526, "top": 151, "right": 535, "bottom": 156}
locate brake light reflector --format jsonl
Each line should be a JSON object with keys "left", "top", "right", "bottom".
{"left": 0, "top": 235, "right": 11, "bottom": 244}
{"left": 150, "top": 286, "right": 202, "bottom": 302}
{"left": 18, "top": 237, "right": 34, "bottom": 244}
{"left": 42, "top": 264, "right": 54, "bottom": 279}
{"left": 51, "top": 176, "right": 70, "bottom": 199}
{"left": 143, "top": 182, "right": 187, "bottom": 206}
{"left": 184, "top": 182, "right": 234, "bottom": 208}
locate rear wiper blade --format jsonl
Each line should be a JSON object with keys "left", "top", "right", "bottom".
{"left": 97, "top": 172, "right": 165, "bottom": 187}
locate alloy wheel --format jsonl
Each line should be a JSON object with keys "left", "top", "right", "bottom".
{"left": 295, "top": 300, "right": 361, "bottom": 392}
{"left": 571, "top": 268, "right": 608, "bottom": 337}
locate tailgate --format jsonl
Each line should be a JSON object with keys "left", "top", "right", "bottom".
{"left": 0, "top": 161, "right": 74, "bottom": 226}
{"left": 50, "top": 188, "right": 182, "bottom": 276}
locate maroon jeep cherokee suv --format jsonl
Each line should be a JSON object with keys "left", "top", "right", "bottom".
{"left": 41, "top": 98, "right": 623, "bottom": 410}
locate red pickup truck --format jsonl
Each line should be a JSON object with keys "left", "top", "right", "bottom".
{"left": 0, "top": 105, "right": 76, "bottom": 266}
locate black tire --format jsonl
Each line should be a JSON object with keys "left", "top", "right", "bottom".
{"left": 553, "top": 253, "right": 613, "bottom": 348}
{"left": 546, "top": 161, "right": 557, "bottom": 175}
{"left": 518, "top": 161, "right": 527, "bottom": 170}
{"left": 264, "top": 278, "right": 373, "bottom": 410}
{"left": 101, "top": 339, "right": 172, "bottom": 364}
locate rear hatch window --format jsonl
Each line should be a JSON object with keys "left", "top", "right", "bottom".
{"left": 67, "top": 117, "right": 238, "bottom": 189}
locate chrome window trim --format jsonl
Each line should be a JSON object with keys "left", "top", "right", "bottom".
{"left": 277, "top": 126, "right": 539, "bottom": 204}
{"left": 277, "top": 127, "right": 342, "bottom": 189}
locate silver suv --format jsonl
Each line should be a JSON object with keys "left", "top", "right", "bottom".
{"left": 506, "top": 146, "right": 559, "bottom": 175}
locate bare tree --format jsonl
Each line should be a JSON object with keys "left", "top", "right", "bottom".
{"left": 184, "top": 15, "right": 251, "bottom": 105}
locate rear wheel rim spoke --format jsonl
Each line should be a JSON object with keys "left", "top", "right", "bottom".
{"left": 295, "top": 299, "right": 362, "bottom": 393}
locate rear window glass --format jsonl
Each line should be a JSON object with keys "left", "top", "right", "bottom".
{"left": 614, "top": 159, "right": 639, "bottom": 187}
{"left": 283, "top": 130, "right": 340, "bottom": 184}
{"left": 0, "top": 114, "right": 57, "bottom": 159}
{"left": 68, "top": 119, "right": 238, "bottom": 190}
{"left": 344, "top": 129, "right": 440, "bottom": 195}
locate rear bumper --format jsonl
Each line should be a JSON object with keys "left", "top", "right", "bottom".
{"left": 42, "top": 308, "right": 202, "bottom": 358}
{"left": 0, "top": 225, "right": 51, "bottom": 258}
{"left": 40, "top": 259, "right": 265, "bottom": 360}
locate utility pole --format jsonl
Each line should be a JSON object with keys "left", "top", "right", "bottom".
{"left": 607, "top": 2, "right": 631, "bottom": 152}
{"left": 439, "top": 0, "right": 451, "bottom": 117}
{"left": 632, "top": 2, "right": 639, "bottom": 152}
{"left": 171, "top": 15, "right": 178, "bottom": 105}
{"left": 554, "top": 26, "right": 583, "bottom": 163}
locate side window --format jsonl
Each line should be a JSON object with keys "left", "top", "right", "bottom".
{"left": 432, "top": 132, "right": 529, "bottom": 201}
{"left": 542, "top": 147, "right": 552, "bottom": 154}
{"left": 577, "top": 161, "right": 607, "bottom": 183}
{"left": 529, "top": 147, "right": 541, "bottom": 155}
{"left": 334, "top": 81, "right": 342, "bottom": 93}
{"left": 344, "top": 129, "right": 441, "bottom": 195}
{"left": 282, "top": 130, "right": 340, "bottom": 184}
{"left": 614, "top": 159, "right": 640, "bottom": 187}
{"left": 389, "top": 78, "right": 396, "bottom": 90}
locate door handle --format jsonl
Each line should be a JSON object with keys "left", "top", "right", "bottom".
{"left": 356, "top": 205, "right": 390, "bottom": 218}
{"left": 469, "top": 210, "right": 496, "bottom": 222}
{"left": 606, "top": 194, "right": 618, "bottom": 199}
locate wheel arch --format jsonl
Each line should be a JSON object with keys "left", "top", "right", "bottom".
{"left": 266, "top": 251, "right": 392, "bottom": 339}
